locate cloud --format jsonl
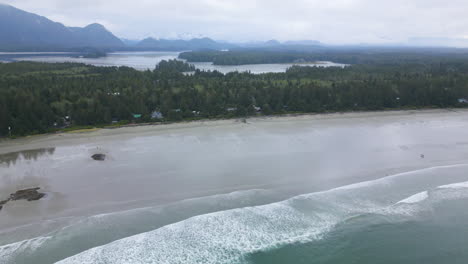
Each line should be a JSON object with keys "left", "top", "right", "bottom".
{"left": 3, "top": 0, "right": 468, "bottom": 44}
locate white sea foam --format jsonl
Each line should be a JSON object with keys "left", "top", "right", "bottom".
{"left": 438, "top": 181, "right": 468, "bottom": 189}
{"left": 397, "top": 191, "right": 429, "bottom": 204}
{"left": 394, "top": 180, "right": 468, "bottom": 210}
{"left": 3, "top": 164, "right": 468, "bottom": 264}
{"left": 0, "top": 236, "right": 51, "bottom": 259}
{"left": 58, "top": 164, "right": 468, "bottom": 264}
{"left": 330, "top": 163, "right": 468, "bottom": 192}
{"left": 0, "top": 189, "right": 277, "bottom": 264}
{"left": 57, "top": 203, "right": 343, "bottom": 264}
{"left": 394, "top": 180, "right": 468, "bottom": 206}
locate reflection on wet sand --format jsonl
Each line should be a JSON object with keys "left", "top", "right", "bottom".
{"left": 0, "top": 148, "right": 55, "bottom": 166}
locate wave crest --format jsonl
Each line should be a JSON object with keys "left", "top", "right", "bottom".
{"left": 58, "top": 164, "right": 468, "bottom": 264}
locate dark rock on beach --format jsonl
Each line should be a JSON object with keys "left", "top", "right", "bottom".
{"left": 0, "top": 199, "right": 9, "bottom": 211}
{"left": 10, "top": 187, "right": 46, "bottom": 201}
{"left": 91, "top": 154, "right": 106, "bottom": 161}
{"left": 0, "top": 187, "right": 46, "bottom": 211}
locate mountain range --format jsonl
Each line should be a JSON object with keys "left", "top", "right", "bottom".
{"left": 0, "top": 4, "right": 322, "bottom": 52}
{"left": 134, "top": 37, "right": 233, "bottom": 50}
{"left": 2, "top": 3, "right": 467, "bottom": 52}
{"left": 0, "top": 4, "right": 124, "bottom": 51}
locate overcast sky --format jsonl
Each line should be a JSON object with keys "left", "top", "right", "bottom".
{"left": 3, "top": 0, "right": 468, "bottom": 44}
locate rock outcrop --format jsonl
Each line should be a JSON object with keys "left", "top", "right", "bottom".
{"left": 0, "top": 187, "right": 46, "bottom": 211}
{"left": 10, "top": 187, "right": 46, "bottom": 201}
{"left": 91, "top": 154, "right": 106, "bottom": 161}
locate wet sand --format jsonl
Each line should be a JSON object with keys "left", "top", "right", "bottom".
{"left": 1, "top": 109, "right": 464, "bottom": 154}
{"left": 1, "top": 109, "right": 468, "bottom": 234}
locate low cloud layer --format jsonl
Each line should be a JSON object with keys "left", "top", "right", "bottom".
{"left": 3, "top": 0, "right": 468, "bottom": 44}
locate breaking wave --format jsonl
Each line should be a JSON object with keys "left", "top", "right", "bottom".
{"left": 0, "top": 189, "right": 279, "bottom": 264}
{"left": 53, "top": 164, "right": 468, "bottom": 264}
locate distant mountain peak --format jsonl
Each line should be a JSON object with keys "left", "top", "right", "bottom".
{"left": 195, "top": 37, "right": 214, "bottom": 41}
{"left": 0, "top": 5, "right": 124, "bottom": 50}
{"left": 135, "top": 37, "right": 231, "bottom": 51}
{"left": 190, "top": 37, "right": 216, "bottom": 43}
{"left": 265, "top": 39, "right": 281, "bottom": 45}
{"left": 84, "top": 23, "right": 106, "bottom": 30}
{"left": 284, "top": 40, "right": 322, "bottom": 46}
{"left": 0, "top": 3, "right": 18, "bottom": 12}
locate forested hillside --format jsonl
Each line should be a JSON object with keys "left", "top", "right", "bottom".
{"left": 1, "top": 56, "right": 468, "bottom": 136}
{"left": 179, "top": 49, "right": 468, "bottom": 65}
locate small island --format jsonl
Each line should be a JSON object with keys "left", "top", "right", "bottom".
{"left": 179, "top": 50, "right": 325, "bottom": 65}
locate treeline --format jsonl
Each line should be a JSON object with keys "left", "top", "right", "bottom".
{"left": 179, "top": 48, "right": 468, "bottom": 66}
{"left": 155, "top": 59, "right": 195, "bottom": 72}
{"left": 1, "top": 56, "right": 468, "bottom": 136}
{"left": 179, "top": 50, "right": 324, "bottom": 65}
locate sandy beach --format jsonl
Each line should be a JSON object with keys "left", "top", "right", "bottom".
{"left": 1, "top": 109, "right": 465, "bottom": 154}
{"left": 2, "top": 109, "right": 468, "bottom": 263}
{"left": 1, "top": 108, "right": 468, "bottom": 238}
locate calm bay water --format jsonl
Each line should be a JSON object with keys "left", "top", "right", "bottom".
{"left": 1, "top": 111, "right": 468, "bottom": 263}
{"left": 0, "top": 51, "right": 346, "bottom": 73}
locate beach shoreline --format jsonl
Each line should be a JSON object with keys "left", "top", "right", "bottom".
{"left": 1, "top": 108, "right": 466, "bottom": 154}
{"left": 1, "top": 107, "right": 468, "bottom": 240}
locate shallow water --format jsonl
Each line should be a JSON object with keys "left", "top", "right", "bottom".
{"left": 0, "top": 51, "right": 346, "bottom": 73}
{"left": 1, "top": 111, "right": 468, "bottom": 263}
